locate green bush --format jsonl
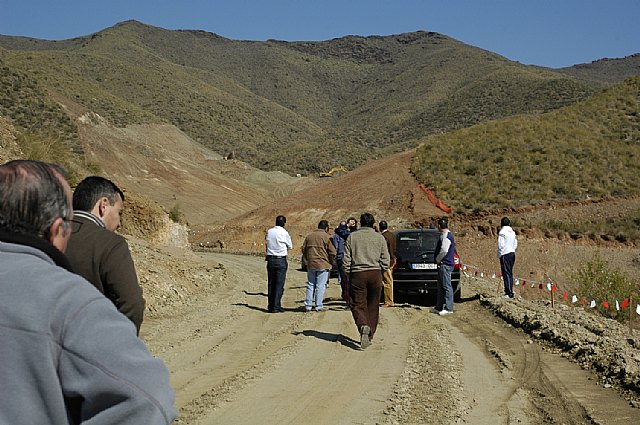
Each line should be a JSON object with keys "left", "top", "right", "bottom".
{"left": 571, "top": 253, "right": 638, "bottom": 320}
{"left": 168, "top": 203, "right": 187, "bottom": 225}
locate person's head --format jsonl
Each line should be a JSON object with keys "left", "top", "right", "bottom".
{"left": 346, "top": 217, "right": 357, "bottom": 230}
{"left": 360, "top": 213, "right": 375, "bottom": 228}
{"left": 73, "top": 176, "right": 125, "bottom": 232}
{"left": 0, "top": 160, "right": 73, "bottom": 252}
{"left": 379, "top": 220, "right": 388, "bottom": 231}
{"left": 317, "top": 220, "right": 329, "bottom": 231}
{"left": 275, "top": 215, "right": 286, "bottom": 227}
{"left": 501, "top": 217, "right": 511, "bottom": 228}
{"left": 437, "top": 218, "right": 448, "bottom": 231}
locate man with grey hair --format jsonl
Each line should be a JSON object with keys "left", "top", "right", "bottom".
{"left": 0, "top": 160, "right": 177, "bottom": 424}
{"left": 66, "top": 176, "right": 145, "bottom": 333}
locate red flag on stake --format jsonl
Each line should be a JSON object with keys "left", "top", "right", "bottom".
{"left": 551, "top": 284, "right": 558, "bottom": 292}
{"left": 562, "top": 291, "right": 568, "bottom": 301}
{"left": 581, "top": 297, "right": 585, "bottom": 306}
{"left": 602, "top": 300, "right": 610, "bottom": 309}
{"left": 621, "top": 298, "right": 630, "bottom": 309}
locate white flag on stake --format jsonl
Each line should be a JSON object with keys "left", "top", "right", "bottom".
{"left": 547, "top": 283, "right": 552, "bottom": 292}
{"left": 590, "top": 300, "right": 597, "bottom": 308}
{"left": 636, "top": 303, "right": 640, "bottom": 315}
{"left": 572, "top": 295, "right": 578, "bottom": 304}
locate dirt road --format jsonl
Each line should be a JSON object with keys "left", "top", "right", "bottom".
{"left": 141, "top": 253, "right": 640, "bottom": 424}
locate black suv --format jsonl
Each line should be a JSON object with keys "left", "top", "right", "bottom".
{"left": 392, "top": 229, "right": 461, "bottom": 302}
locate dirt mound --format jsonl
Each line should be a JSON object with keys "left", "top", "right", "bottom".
{"left": 192, "top": 149, "right": 447, "bottom": 252}
{"left": 74, "top": 114, "right": 312, "bottom": 226}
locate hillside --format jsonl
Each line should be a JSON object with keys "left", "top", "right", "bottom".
{"left": 559, "top": 53, "right": 640, "bottom": 84}
{"left": 411, "top": 76, "right": 640, "bottom": 215}
{"left": 0, "top": 20, "right": 612, "bottom": 175}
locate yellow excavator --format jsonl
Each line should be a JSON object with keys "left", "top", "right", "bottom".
{"left": 319, "top": 165, "right": 347, "bottom": 177}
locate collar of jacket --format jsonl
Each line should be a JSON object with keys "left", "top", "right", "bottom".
{"left": 0, "top": 228, "right": 74, "bottom": 272}
{"left": 72, "top": 210, "right": 106, "bottom": 228}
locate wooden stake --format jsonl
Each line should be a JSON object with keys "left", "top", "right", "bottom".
{"left": 630, "top": 296, "right": 633, "bottom": 334}
{"left": 551, "top": 286, "right": 555, "bottom": 309}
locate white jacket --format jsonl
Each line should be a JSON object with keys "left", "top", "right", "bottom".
{"left": 497, "top": 226, "right": 518, "bottom": 258}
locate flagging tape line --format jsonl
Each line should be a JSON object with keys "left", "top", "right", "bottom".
{"left": 461, "top": 263, "right": 640, "bottom": 315}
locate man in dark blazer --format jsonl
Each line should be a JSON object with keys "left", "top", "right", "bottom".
{"left": 66, "top": 176, "right": 146, "bottom": 334}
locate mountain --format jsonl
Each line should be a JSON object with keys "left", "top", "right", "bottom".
{"left": 0, "top": 20, "right": 621, "bottom": 175}
{"left": 558, "top": 54, "right": 640, "bottom": 84}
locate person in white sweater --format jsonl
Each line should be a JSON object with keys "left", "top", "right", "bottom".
{"left": 497, "top": 217, "right": 518, "bottom": 298}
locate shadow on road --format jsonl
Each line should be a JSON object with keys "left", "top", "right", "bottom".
{"left": 293, "top": 330, "right": 361, "bottom": 350}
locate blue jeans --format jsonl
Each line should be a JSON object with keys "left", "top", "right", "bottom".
{"left": 437, "top": 264, "right": 454, "bottom": 312}
{"left": 305, "top": 269, "right": 329, "bottom": 311}
{"left": 267, "top": 257, "right": 288, "bottom": 311}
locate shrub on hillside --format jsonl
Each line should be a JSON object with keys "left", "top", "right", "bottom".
{"left": 571, "top": 253, "right": 638, "bottom": 320}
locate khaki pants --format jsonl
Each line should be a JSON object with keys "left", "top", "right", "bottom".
{"left": 382, "top": 268, "right": 394, "bottom": 306}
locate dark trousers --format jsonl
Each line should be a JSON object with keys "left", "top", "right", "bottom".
{"left": 267, "top": 257, "right": 288, "bottom": 311}
{"left": 349, "top": 270, "right": 383, "bottom": 338}
{"left": 500, "top": 252, "right": 516, "bottom": 297}
{"left": 337, "top": 259, "right": 351, "bottom": 306}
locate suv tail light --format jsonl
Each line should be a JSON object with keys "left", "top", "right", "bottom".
{"left": 453, "top": 252, "right": 461, "bottom": 270}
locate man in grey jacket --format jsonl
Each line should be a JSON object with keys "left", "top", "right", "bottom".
{"left": 0, "top": 160, "right": 177, "bottom": 425}
{"left": 343, "top": 213, "right": 390, "bottom": 349}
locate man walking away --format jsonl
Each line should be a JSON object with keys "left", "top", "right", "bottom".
{"left": 379, "top": 220, "right": 396, "bottom": 307}
{"left": 498, "top": 217, "right": 518, "bottom": 299}
{"left": 66, "top": 176, "right": 146, "bottom": 334}
{"left": 302, "top": 220, "right": 337, "bottom": 311}
{"left": 434, "top": 218, "right": 456, "bottom": 316}
{"left": 265, "top": 215, "right": 293, "bottom": 313}
{"left": 343, "top": 213, "right": 390, "bottom": 349}
{"left": 0, "top": 160, "right": 176, "bottom": 424}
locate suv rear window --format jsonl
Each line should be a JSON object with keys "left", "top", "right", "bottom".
{"left": 397, "top": 232, "right": 439, "bottom": 256}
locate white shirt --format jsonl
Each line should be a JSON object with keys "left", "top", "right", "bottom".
{"left": 265, "top": 226, "right": 293, "bottom": 256}
{"left": 497, "top": 226, "right": 518, "bottom": 258}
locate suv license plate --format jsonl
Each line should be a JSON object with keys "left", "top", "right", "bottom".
{"left": 411, "top": 263, "right": 437, "bottom": 270}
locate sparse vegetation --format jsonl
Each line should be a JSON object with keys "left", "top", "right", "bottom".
{"left": 412, "top": 77, "right": 640, "bottom": 213}
{"left": 570, "top": 253, "right": 638, "bottom": 320}
{"left": 169, "top": 203, "right": 187, "bottom": 225}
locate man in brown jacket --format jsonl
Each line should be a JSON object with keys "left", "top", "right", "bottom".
{"left": 379, "top": 220, "right": 396, "bottom": 307}
{"left": 302, "top": 220, "right": 336, "bottom": 312}
{"left": 65, "top": 176, "right": 146, "bottom": 334}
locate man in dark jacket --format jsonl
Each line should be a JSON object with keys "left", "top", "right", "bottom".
{"left": 65, "top": 176, "right": 146, "bottom": 334}
{"left": 0, "top": 160, "right": 176, "bottom": 424}
{"left": 333, "top": 221, "right": 351, "bottom": 306}
{"left": 434, "top": 218, "right": 456, "bottom": 316}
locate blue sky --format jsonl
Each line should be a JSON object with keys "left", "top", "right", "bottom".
{"left": 1, "top": 0, "right": 638, "bottom": 68}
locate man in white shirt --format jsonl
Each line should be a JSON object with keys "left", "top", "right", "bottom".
{"left": 265, "top": 215, "right": 293, "bottom": 313}
{"left": 497, "top": 217, "right": 518, "bottom": 299}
